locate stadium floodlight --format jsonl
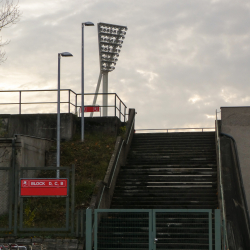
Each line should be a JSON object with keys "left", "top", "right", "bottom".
{"left": 97, "top": 22, "right": 128, "bottom": 116}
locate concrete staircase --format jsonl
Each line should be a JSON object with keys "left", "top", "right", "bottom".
{"left": 97, "top": 132, "right": 218, "bottom": 250}
{"left": 111, "top": 132, "right": 218, "bottom": 209}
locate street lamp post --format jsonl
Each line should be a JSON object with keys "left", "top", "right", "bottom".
{"left": 81, "top": 21, "right": 94, "bottom": 142}
{"left": 57, "top": 52, "right": 73, "bottom": 178}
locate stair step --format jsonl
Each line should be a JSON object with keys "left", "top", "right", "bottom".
{"left": 111, "top": 131, "right": 218, "bottom": 211}
{"left": 118, "top": 170, "right": 217, "bottom": 175}
{"left": 122, "top": 164, "right": 216, "bottom": 168}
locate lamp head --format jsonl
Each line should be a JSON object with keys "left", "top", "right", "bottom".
{"left": 60, "top": 52, "right": 73, "bottom": 57}
{"left": 84, "top": 21, "right": 94, "bottom": 26}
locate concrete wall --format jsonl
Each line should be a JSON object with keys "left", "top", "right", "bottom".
{"left": 0, "top": 139, "right": 15, "bottom": 215}
{"left": 15, "top": 135, "right": 53, "bottom": 169}
{"left": 0, "top": 136, "right": 52, "bottom": 215}
{"left": 0, "top": 114, "right": 76, "bottom": 141}
{"left": 0, "top": 114, "right": 123, "bottom": 140}
{"left": 221, "top": 106, "right": 250, "bottom": 215}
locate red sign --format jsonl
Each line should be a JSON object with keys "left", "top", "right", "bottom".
{"left": 20, "top": 179, "right": 68, "bottom": 197}
{"left": 80, "top": 106, "right": 100, "bottom": 113}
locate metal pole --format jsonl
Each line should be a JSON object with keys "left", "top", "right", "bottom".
{"left": 57, "top": 53, "right": 61, "bottom": 178}
{"left": 19, "top": 91, "right": 21, "bottom": 114}
{"left": 103, "top": 72, "right": 108, "bottom": 116}
{"left": 81, "top": 23, "right": 85, "bottom": 142}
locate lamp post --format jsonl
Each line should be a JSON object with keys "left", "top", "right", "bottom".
{"left": 57, "top": 52, "right": 73, "bottom": 178}
{"left": 81, "top": 21, "right": 94, "bottom": 142}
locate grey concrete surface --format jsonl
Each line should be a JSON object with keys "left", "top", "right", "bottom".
{"left": 0, "top": 135, "right": 52, "bottom": 215}
{"left": 0, "top": 114, "right": 123, "bottom": 140}
{"left": 0, "top": 114, "right": 76, "bottom": 140}
{"left": 0, "top": 238, "right": 82, "bottom": 250}
{"left": 221, "top": 106, "right": 250, "bottom": 216}
{"left": 15, "top": 135, "right": 53, "bottom": 169}
{"left": 0, "top": 139, "right": 18, "bottom": 215}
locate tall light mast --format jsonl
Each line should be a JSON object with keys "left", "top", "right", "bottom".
{"left": 91, "top": 22, "right": 128, "bottom": 117}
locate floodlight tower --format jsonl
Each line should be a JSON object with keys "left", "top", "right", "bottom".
{"left": 92, "top": 23, "right": 128, "bottom": 116}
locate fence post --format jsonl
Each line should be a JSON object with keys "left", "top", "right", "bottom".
{"left": 71, "top": 164, "right": 75, "bottom": 234}
{"left": 215, "top": 209, "right": 221, "bottom": 250}
{"left": 86, "top": 209, "right": 92, "bottom": 250}
{"left": 13, "top": 165, "right": 18, "bottom": 235}
{"left": 81, "top": 210, "right": 84, "bottom": 237}
{"left": 76, "top": 210, "right": 79, "bottom": 237}
{"left": 209, "top": 211, "right": 212, "bottom": 250}
{"left": 19, "top": 91, "right": 21, "bottom": 114}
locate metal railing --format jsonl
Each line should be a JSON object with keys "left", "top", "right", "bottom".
{"left": 96, "top": 109, "right": 135, "bottom": 210}
{"left": 215, "top": 109, "right": 229, "bottom": 250}
{"left": 135, "top": 127, "right": 215, "bottom": 133}
{"left": 0, "top": 89, "right": 127, "bottom": 122}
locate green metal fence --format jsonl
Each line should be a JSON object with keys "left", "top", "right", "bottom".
{"left": 86, "top": 209, "right": 221, "bottom": 250}
{"left": 17, "top": 166, "right": 75, "bottom": 235}
{"left": 0, "top": 165, "right": 80, "bottom": 237}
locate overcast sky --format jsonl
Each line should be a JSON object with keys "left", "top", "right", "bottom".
{"left": 0, "top": 0, "right": 250, "bottom": 130}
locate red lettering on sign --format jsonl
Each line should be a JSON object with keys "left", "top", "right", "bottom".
{"left": 20, "top": 179, "right": 68, "bottom": 197}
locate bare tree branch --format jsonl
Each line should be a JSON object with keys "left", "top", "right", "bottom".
{"left": 0, "top": 0, "right": 21, "bottom": 64}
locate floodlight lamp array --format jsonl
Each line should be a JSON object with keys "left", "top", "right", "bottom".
{"left": 98, "top": 22, "right": 128, "bottom": 72}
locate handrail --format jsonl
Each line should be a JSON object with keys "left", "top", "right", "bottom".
{"left": 136, "top": 127, "right": 214, "bottom": 132}
{"left": 94, "top": 109, "right": 135, "bottom": 210}
{"left": 125, "top": 109, "right": 135, "bottom": 144}
{"left": 107, "top": 139, "right": 124, "bottom": 188}
{"left": 215, "top": 110, "right": 229, "bottom": 250}
{"left": 0, "top": 89, "right": 127, "bottom": 122}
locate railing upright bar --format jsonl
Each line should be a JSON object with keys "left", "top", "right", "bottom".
{"left": 19, "top": 91, "right": 21, "bottom": 114}
{"left": 68, "top": 90, "right": 70, "bottom": 113}
{"left": 124, "top": 106, "right": 126, "bottom": 122}
{"left": 0, "top": 90, "right": 127, "bottom": 121}
{"left": 119, "top": 100, "right": 121, "bottom": 120}
{"left": 75, "top": 94, "right": 77, "bottom": 115}
{"left": 115, "top": 94, "right": 116, "bottom": 117}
